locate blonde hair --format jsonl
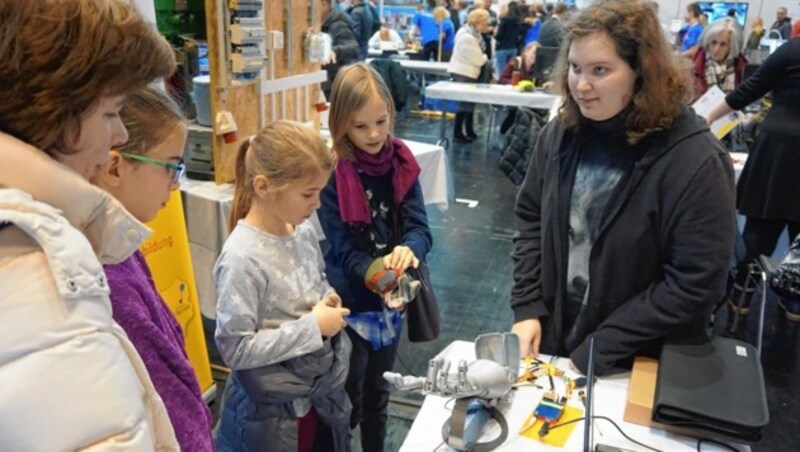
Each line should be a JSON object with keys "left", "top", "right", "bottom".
{"left": 467, "top": 9, "right": 490, "bottom": 26}
{"left": 118, "top": 86, "right": 186, "bottom": 157}
{"left": 433, "top": 6, "right": 450, "bottom": 23}
{"left": 328, "top": 63, "right": 395, "bottom": 162}
{"left": 229, "top": 121, "right": 334, "bottom": 231}
{"left": 0, "top": 0, "right": 175, "bottom": 157}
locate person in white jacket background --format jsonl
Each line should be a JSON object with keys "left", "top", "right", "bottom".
{"left": 0, "top": 1, "right": 181, "bottom": 450}
{"left": 448, "top": 8, "right": 492, "bottom": 143}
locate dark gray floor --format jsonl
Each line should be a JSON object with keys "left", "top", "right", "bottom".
{"left": 211, "top": 103, "right": 799, "bottom": 452}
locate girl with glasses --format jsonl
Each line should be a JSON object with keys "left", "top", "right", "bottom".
{"left": 91, "top": 86, "right": 213, "bottom": 451}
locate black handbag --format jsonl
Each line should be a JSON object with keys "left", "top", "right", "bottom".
{"left": 768, "top": 233, "right": 800, "bottom": 298}
{"left": 478, "top": 61, "right": 494, "bottom": 84}
{"left": 404, "top": 262, "right": 440, "bottom": 342}
{"left": 390, "top": 208, "right": 440, "bottom": 343}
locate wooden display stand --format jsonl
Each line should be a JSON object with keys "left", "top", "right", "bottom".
{"left": 204, "top": 0, "right": 324, "bottom": 183}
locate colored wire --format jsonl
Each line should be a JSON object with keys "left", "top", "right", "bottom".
{"left": 545, "top": 415, "right": 663, "bottom": 452}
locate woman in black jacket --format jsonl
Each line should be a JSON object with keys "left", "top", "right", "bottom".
{"left": 510, "top": 0, "right": 735, "bottom": 376}
{"left": 494, "top": 1, "right": 525, "bottom": 79}
{"left": 321, "top": 0, "right": 361, "bottom": 97}
{"left": 706, "top": 37, "right": 800, "bottom": 321}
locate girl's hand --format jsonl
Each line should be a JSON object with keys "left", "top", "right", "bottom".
{"left": 312, "top": 299, "right": 350, "bottom": 337}
{"left": 323, "top": 292, "right": 342, "bottom": 307}
{"left": 383, "top": 245, "right": 419, "bottom": 271}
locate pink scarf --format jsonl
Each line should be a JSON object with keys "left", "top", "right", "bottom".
{"left": 335, "top": 137, "right": 421, "bottom": 224}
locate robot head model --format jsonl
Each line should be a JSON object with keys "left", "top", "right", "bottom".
{"left": 384, "top": 332, "right": 520, "bottom": 451}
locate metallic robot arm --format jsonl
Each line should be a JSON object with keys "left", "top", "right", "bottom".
{"left": 384, "top": 332, "right": 520, "bottom": 402}
{"left": 384, "top": 333, "right": 522, "bottom": 451}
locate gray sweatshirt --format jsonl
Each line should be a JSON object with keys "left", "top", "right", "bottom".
{"left": 214, "top": 220, "right": 335, "bottom": 371}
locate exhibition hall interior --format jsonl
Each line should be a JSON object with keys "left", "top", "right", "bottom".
{"left": 2, "top": 0, "right": 798, "bottom": 451}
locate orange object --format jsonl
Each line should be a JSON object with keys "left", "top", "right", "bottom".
{"left": 222, "top": 130, "right": 239, "bottom": 144}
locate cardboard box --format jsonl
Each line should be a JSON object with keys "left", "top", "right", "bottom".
{"left": 623, "top": 357, "right": 700, "bottom": 439}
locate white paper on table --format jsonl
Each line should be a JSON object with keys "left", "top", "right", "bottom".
{"left": 692, "top": 85, "right": 744, "bottom": 139}
{"left": 379, "top": 41, "right": 400, "bottom": 51}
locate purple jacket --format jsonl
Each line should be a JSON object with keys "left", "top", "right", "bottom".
{"left": 105, "top": 251, "right": 214, "bottom": 451}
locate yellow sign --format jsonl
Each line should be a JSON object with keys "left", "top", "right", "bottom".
{"left": 141, "top": 190, "right": 214, "bottom": 397}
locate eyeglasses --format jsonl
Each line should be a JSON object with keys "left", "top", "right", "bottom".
{"left": 118, "top": 152, "right": 185, "bottom": 185}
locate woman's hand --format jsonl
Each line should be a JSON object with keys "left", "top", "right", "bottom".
{"left": 511, "top": 318, "right": 542, "bottom": 359}
{"left": 383, "top": 245, "right": 419, "bottom": 271}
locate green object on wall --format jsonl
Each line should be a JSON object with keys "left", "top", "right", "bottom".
{"left": 154, "top": 0, "right": 207, "bottom": 40}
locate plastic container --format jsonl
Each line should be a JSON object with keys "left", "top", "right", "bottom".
{"left": 197, "top": 43, "right": 209, "bottom": 75}
{"left": 192, "top": 75, "right": 212, "bottom": 126}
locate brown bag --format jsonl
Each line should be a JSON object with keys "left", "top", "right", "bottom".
{"left": 405, "top": 263, "right": 440, "bottom": 342}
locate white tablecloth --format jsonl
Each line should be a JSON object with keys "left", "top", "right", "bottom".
{"left": 393, "top": 59, "right": 450, "bottom": 77}
{"left": 425, "top": 81, "right": 560, "bottom": 111}
{"left": 181, "top": 138, "right": 450, "bottom": 318}
{"left": 366, "top": 57, "right": 450, "bottom": 78}
{"left": 425, "top": 81, "right": 561, "bottom": 142}
{"left": 730, "top": 152, "right": 747, "bottom": 182}
{"left": 401, "top": 341, "right": 749, "bottom": 452}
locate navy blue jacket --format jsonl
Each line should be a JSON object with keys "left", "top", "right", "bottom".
{"left": 319, "top": 161, "right": 432, "bottom": 313}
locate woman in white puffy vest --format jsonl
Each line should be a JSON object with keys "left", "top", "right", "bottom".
{"left": 0, "top": 1, "right": 181, "bottom": 449}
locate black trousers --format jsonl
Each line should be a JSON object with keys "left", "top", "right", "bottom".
{"left": 735, "top": 216, "right": 800, "bottom": 287}
{"left": 345, "top": 326, "right": 400, "bottom": 452}
{"left": 421, "top": 40, "right": 451, "bottom": 62}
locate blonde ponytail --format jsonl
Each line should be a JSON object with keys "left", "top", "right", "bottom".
{"left": 228, "top": 138, "right": 253, "bottom": 232}
{"left": 227, "top": 121, "right": 334, "bottom": 232}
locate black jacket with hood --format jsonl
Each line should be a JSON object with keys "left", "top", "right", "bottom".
{"left": 510, "top": 106, "right": 736, "bottom": 376}
{"left": 322, "top": 9, "right": 360, "bottom": 95}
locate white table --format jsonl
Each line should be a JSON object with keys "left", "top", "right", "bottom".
{"left": 425, "top": 81, "right": 559, "bottom": 110}
{"left": 367, "top": 57, "right": 450, "bottom": 78}
{"left": 424, "top": 81, "right": 561, "bottom": 144}
{"left": 393, "top": 59, "right": 450, "bottom": 78}
{"left": 181, "top": 137, "right": 450, "bottom": 319}
{"left": 401, "top": 341, "right": 749, "bottom": 452}
{"left": 730, "top": 152, "right": 747, "bottom": 182}
{"left": 367, "top": 57, "right": 450, "bottom": 95}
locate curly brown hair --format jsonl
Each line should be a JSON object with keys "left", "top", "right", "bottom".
{"left": 0, "top": 0, "right": 176, "bottom": 156}
{"left": 552, "top": 0, "right": 691, "bottom": 144}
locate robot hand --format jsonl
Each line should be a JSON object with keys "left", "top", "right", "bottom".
{"left": 364, "top": 258, "right": 422, "bottom": 310}
{"left": 384, "top": 333, "right": 520, "bottom": 402}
